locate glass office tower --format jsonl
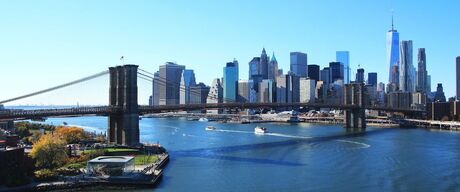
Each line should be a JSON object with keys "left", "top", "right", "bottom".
{"left": 336, "top": 51, "right": 350, "bottom": 84}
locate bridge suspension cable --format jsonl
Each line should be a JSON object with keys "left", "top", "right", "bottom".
{"left": 0, "top": 70, "right": 109, "bottom": 104}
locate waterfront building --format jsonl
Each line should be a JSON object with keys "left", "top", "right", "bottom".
{"left": 387, "top": 16, "right": 400, "bottom": 85}
{"left": 320, "top": 67, "right": 330, "bottom": 85}
{"left": 356, "top": 68, "right": 365, "bottom": 83}
{"left": 399, "top": 40, "right": 415, "bottom": 92}
{"left": 434, "top": 83, "right": 446, "bottom": 102}
{"left": 268, "top": 52, "right": 278, "bottom": 81}
{"left": 329, "top": 62, "right": 344, "bottom": 82}
{"left": 206, "top": 78, "right": 223, "bottom": 114}
{"left": 237, "top": 80, "right": 252, "bottom": 103}
{"left": 276, "top": 74, "right": 299, "bottom": 103}
{"left": 411, "top": 92, "right": 426, "bottom": 110}
{"left": 299, "top": 78, "right": 316, "bottom": 103}
{"left": 307, "top": 64, "right": 320, "bottom": 82}
{"left": 457, "top": 57, "right": 460, "bottom": 99}
{"left": 150, "top": 71, "right": 160, "bottom": 106}
{"left": 367, "top": 72, "right": 377, "bottom": 86}
{"left": 190, "top": 82, "right": 210, "bottom": 105}
{"left": 336, "top": 51, "right": 350, "bottom": 84}
{"left": 416, "top": 48, "right": 427, "bottom": 93}
{"left": 385, "top": 91, "right": 412, "bottom": 109}
{"left": 223, "top": 59, "right": 239, "bottom": 103}
{"left": 276, "top": 75, "right": 287, "bottom": 103}
{"left": 290, "top": 52, "right": 308, "bottom": 78}
{"left": 315, "top": 81, "right": 326, "bottom": 102}
{"left": 259, "top": 79, "right": 275, "bottom": 103}
{"left": 159, "top": 62, "right": 185, "bottom": 105}
{"left": 179, "top": 69, "right": 197, "bottom": 104}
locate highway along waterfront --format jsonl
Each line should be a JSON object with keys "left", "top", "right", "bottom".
{"left": 41, "top": 116, "right": 460, "bottom": 192}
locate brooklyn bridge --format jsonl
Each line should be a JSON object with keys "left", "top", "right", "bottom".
{"left": 0, "top": 65, "right": 424, "bottom": 146}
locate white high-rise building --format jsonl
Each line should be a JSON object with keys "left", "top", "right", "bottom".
{"left": 299, "top": 78, "right": 316, "bottom": 103}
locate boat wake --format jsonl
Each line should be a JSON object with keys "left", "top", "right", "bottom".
{"left": 335, "top": 139, "right": 371, "bottom": 148}
{"left": 265, "top": 133, "right": 312, "bottom": 139}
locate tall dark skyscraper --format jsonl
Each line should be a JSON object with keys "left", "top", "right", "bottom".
{"left": 290, "top": 52, "right": 308, "bottom": 78}
{"left": 329, "top": 62, "right": 344, "bottom": 82}
{"left": 260, "top": 48, "right": 269, "bottom": 79}
{"left": 457, "top": 57, "right": 460, "bottom": 99}
{"left": 416, "top": 48, "right": 427, "bottom": 93}
{"left": 434, "top": 83, "right": 446, "bottom": 102}
{"left": 320, "top": 67, "right": 330, "bottom": 85}
{"left": 367, "top": 72, "right": 377, "bottom": 86}
{"left": 387, "top": 15, "right": 400, "bottom": 85}
{"left": 307, "top": 64, "right": 320, "bottom": 82}
{"left": 159, "top": 62, "right": 185, "bottom": 105}
{"left": 400, "top": 40, "right": 415, "bottom": 92}
{"left": 356, "top": 68, "right": 365, "bottom": 83}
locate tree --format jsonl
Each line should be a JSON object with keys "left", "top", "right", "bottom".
{"left": 29, "top": 134, "right": 68, "bottom": 169}
{"left": 54, "top": 126, "right": 89, "bottom": 144}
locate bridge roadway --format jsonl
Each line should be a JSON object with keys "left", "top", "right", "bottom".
{"left": 0, "top": 102, "right": 424, "bottom": 120}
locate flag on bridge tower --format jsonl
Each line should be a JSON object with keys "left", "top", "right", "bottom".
{"left": 120, "top": 56, "right": 125, "bottom": 64}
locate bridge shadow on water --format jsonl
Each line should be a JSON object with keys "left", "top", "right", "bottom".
{"left": 169, "top": 128, "right": 397, "bottom": 167}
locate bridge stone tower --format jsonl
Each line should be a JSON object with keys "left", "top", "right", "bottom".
{"left": 108, "top": 65, "right": 139, "bottom": 146}
{"left": 343, "top": 83, "right": 366, "bottom": 129}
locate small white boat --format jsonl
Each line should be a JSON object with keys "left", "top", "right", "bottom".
{"left": 205, "top": 126, "right": 217, "bottom": 131}
{"left": 198, "top": 118, "right": 209, "bottom": 122}
{"left": 254, "top": 126, "right": 268, "bottom": 134}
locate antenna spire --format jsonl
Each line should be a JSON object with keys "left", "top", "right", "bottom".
{"left": 391, "top": 9, "right": 395, "bottom": 30}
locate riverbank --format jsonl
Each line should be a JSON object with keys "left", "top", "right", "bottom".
{"left": 0, "top": 153, "right": 169, "bottom": 192}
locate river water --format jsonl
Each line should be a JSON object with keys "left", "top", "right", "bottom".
{"left": 40, "top": 116, "right": 460, "bottom": 191}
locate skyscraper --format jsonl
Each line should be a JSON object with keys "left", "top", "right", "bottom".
{"left": 307, "top": 64, "right": 320, "bottom": 82}
{"left": 329, "top": 62, "right": 344, "bottom": 82}
{"left": 400, "top": 40, "right": 414, "bottom": 92}
{"left": 179, "top": 69, "right": 197, "bottom": 104}
{"left": 290, "top": 52, "right": 308, "bottom": 77}
{"left": 206, "top": 78, "right": 223, "bottom": 114}
{"left": 457, "top": 57, "right": 460, "bottom": 99}
{"left": 387, "top": 16, "right": 400, "bottom": 85}
{"left": 151, "top": 71, "right": 160, "bottom": 106}
{"left": 367, "top": 72, "right": 377, "bottom": 86}
{"left": 416, "top": 48, "right": 427, "bottom": 93}
{"left": 259, "top": 79, "right": 275, "bottom": 103}
{"left": 268, "top": 52, "right": 279, "bottom": 81}
{"left": 434, "top": 83, "right": 446, "bottom": 102}
{"left": 237, "top": 80, "right": 251, "bottom": 103}
{"left": 320, "top": 67, "right": 330, "bottom": 85}
{"left": 336, "top": 51, "right": 350, "bottom": 84}
{"left": 299, "top": 78, "right": 316, "bottom": 103}
{"left": 260, "top": 48, "right": 269, "bottom": 79}
{"left": 159, "top": 62, "right": 185, "bottom": 105}
{"left": 223, "top": 59, "right": 239, "bottom": 103}
{"left": 356, "top": 68, "right": 365, "bottom": 83}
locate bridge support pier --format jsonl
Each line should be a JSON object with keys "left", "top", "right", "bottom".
{"left": 343, "top": 83, "right": 366, "bottom": 129}
{"left": 108, "top": 65, "right": 139, "bottom": 146}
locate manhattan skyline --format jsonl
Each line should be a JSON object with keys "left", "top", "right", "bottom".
{"left": 1, "top": 0, "right": 459, "bottom": 105}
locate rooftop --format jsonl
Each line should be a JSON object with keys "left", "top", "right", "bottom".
{"left": 88, "top": 156, "right": 134, "bottom": 164}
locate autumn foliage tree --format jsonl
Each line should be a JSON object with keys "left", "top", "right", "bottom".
{"left": 54, "top": 126, "right": 90, "bottom": 144}
{"left": 30, "top": 134, "right": 68, "bottom": 169}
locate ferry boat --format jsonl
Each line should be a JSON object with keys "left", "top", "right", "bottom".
{"left": 198, "top": 118, "right": 209, "bottom": 122}
{"left": 254, "top": 126, "right": 268, "bottom": 134}
{"left": 205, "top": 126, "right": 217, "bottom": 131}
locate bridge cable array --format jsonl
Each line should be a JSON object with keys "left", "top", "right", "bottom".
{"left": 0, "top": 70, "right": 109, "bottom": 104}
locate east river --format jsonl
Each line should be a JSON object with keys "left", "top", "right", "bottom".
{"left": 40, "top": 116, "right": 460, "bottom": 191}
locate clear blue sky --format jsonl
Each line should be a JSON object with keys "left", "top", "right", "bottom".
{"left": 1, "top": 0, "right": 459, "bottom": 105}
